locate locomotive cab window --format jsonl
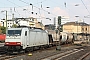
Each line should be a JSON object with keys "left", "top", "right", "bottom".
{"left": 7, "top": 30, "right": 21, "bottom": 36}
{"left": 25, "top": 31, "right": 27, "bottom": 36}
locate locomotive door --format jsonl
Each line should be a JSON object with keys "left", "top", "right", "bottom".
{"left": 24, "top": 30, "right": 29, "bottom": 47}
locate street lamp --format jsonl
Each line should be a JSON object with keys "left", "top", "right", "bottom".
{"left": 1, "top": 10, "right": 7, "bottom": 29}
{"left": 23, "top": 9, "right": 27, "bottom": 17}
{"left": 46, "top": 6, "right": 51, "bottom": 21}
{"left": 46, "top": 18, "right": 51, "bottom": 20}
{"left": 30, "top": 3, "right": 34, "bottom": 14}
{"left": 46, "top": 6, "right": 50, "bottom": 14}
{"left": 75, "top": 16, "right": 79, "bottom": 40}
{"left": 75, "top": 4, "right": 79, "bottom": 6}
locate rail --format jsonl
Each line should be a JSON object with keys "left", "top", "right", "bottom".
{"left": 41, "top": 48, "right": 84, "bottom": 60}
{"left": 78, "top": 51, "right": 90, "bottom": 60}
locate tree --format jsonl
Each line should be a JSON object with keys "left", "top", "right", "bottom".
{"left": 12, "top": 24, "right": 17, "bottom": 28}
{"left": 0, "top": 26, "right": 6, "bottom": 34}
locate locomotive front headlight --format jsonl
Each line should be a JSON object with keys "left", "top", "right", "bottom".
{"left": 5, "top": 42, "right": 9, "bottom": 44}
{"left": 17, "top": 42, "right": 21, "bottom": 45}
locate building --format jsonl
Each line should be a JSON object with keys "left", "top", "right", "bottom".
{"left": 45, "top": 24, "right": 55, "bottom": 30}
{"left": 33, "top": 18, "right": 44, "bottom": 30}
{"left": 2, "top": 17, "right": 45, "bottom": 29}
{"left": 0, "top": 19, "right": 5, "bottom": 26}
{"left": 14, "top": 18, "right": 34, "bottom": 27}
{"left": 63, "top": 21, "right": 90, "bottom": 40}
{"left": 63, "top": 21, "right": 89, "bottom": 34}
{"left": 0, "top": 19, "right": 15, "bottom": 28}
{"left": 61, "top": 16, "right": 70, "bottom": 25}
{"left": 7, "top": 19, "right": 15, "bottom": 28}
{"left": 55, "top": 16, "right": 69, "bottom": 32}
{"left": 14, "top": 17, "right": 45, "bottom": 30}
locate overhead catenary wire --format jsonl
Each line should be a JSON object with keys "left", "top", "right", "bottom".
{"left": 19, "top": 0, "right": 57, "bottom": 16}
{"left": 6, "top": 0, "right": 38, "bottom": 17}
{"left": 49, "top": 0, "right": 90, "bottom": 20}
{"left": 6, "top": 0, "right": 21, "bottom": 17}
{"left": 7, "top": 0, "right": 22, "bottom": 7}
{"left": 88, "top": 0, "right": 90, "bottom": 3}
{"left": 1, "top": 0, "right": 90, "bottom": 21}
{"left": 80, "top": 0, "right": 90, "bottom": 15}
{"left": 19, "top": 0, "right": 83, "bottom": 22}
{"left": 6, "top": 0, "right": 36, "bottom": 18}
{"left": 46, "top": 0, "right": 78, "bottom": 17}
{"left": 5, "top": 1, "right": 33, "bottom": 18}
{"left": 4, "top": 0, "right": 77, "bottom": 18}
{"left": 33, "top": 0, "right": 48, "bottom": 5}
{"left": 6, "top": 0, "right": 54, "bottom": 19}
{"left": 19, "top": 0, "right": 48, "bottom": 7}
{"left": 50, "top": 0, "right": 81, "bottom": 15}
{"left": 6, "top": 0, "right": 25, "bottom": 17}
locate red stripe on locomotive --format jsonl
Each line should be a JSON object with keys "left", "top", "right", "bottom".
{"left": 5, "top": 42, "right": 21, "bottom": 45}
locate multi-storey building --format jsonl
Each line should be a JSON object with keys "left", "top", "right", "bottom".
{"left": 63, "top": 21, "right": 89, "bottom": 34}
{"left": 63, "top": 21, "right": 90, "bottom": 40}
{"left": 0, "top": 19, "right": 5, "bottom": 26}
{"left": 1, "top": 17, "right": 45, "bottom": 30}
{"left": 61, "top": 16, "right": 70, "bottom": 25}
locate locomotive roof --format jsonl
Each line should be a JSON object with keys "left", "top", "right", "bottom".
{"left": 7, "top": 28, "right": 22, "bottom": 30}
{"left": 17, "top": 26, "right": 43, "bottom": 30}
{"left": 7, "top": 27, "right": 46, "bottom": 32}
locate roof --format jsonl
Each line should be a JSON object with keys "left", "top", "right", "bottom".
{"left": 63, "top": 22, "right": 89, "bottom": 26}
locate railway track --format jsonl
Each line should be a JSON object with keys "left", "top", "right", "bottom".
{"left": 0, "top": 46, "right": 56, "bottom": 60}
{"left": 0, "top": 44, "right": 74, "bottom": 60}
{"left": 78, "top": 51, "right": 90, "bottom": 60}
{"left": 41, "top": 48, "right": 84, "bottom": 60}
{"left": 0, "top": 44, "right": 88, "bottom": 60}
{"left": 0, "top": 55, "right": 14, "bottom": 60}
{"left": 41, "top": 46, "right": 90, "bottom": 60}
{"left": 0, "top": 52, "right": 26, "bottom": 60}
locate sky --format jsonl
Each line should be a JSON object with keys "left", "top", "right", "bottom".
{"left": 0, "top": 0, "right": 90, "bottom": 25}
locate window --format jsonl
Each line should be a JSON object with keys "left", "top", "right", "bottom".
{"left": 82, "top": 28, "right": 84, "bottom": 31}
{"left": 86, "top": 28, "right": 87, "bottom": 31}
{"left": 25, "top": 31, "right": 27, "bottom": 36}
{"left": 7, "top": 30, "right": 21, "bottom": 36}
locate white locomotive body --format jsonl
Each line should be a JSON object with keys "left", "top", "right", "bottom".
{"left": 4, "top": 27, "right": 51, "bottom": 52}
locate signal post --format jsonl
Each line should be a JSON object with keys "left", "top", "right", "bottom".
{"left": 55, "top": 16, "right": 61, "bottom": 51}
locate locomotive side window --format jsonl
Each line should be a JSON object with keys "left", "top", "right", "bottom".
{"left": 25, "top": 31, "right": 27, "bottom": 36}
